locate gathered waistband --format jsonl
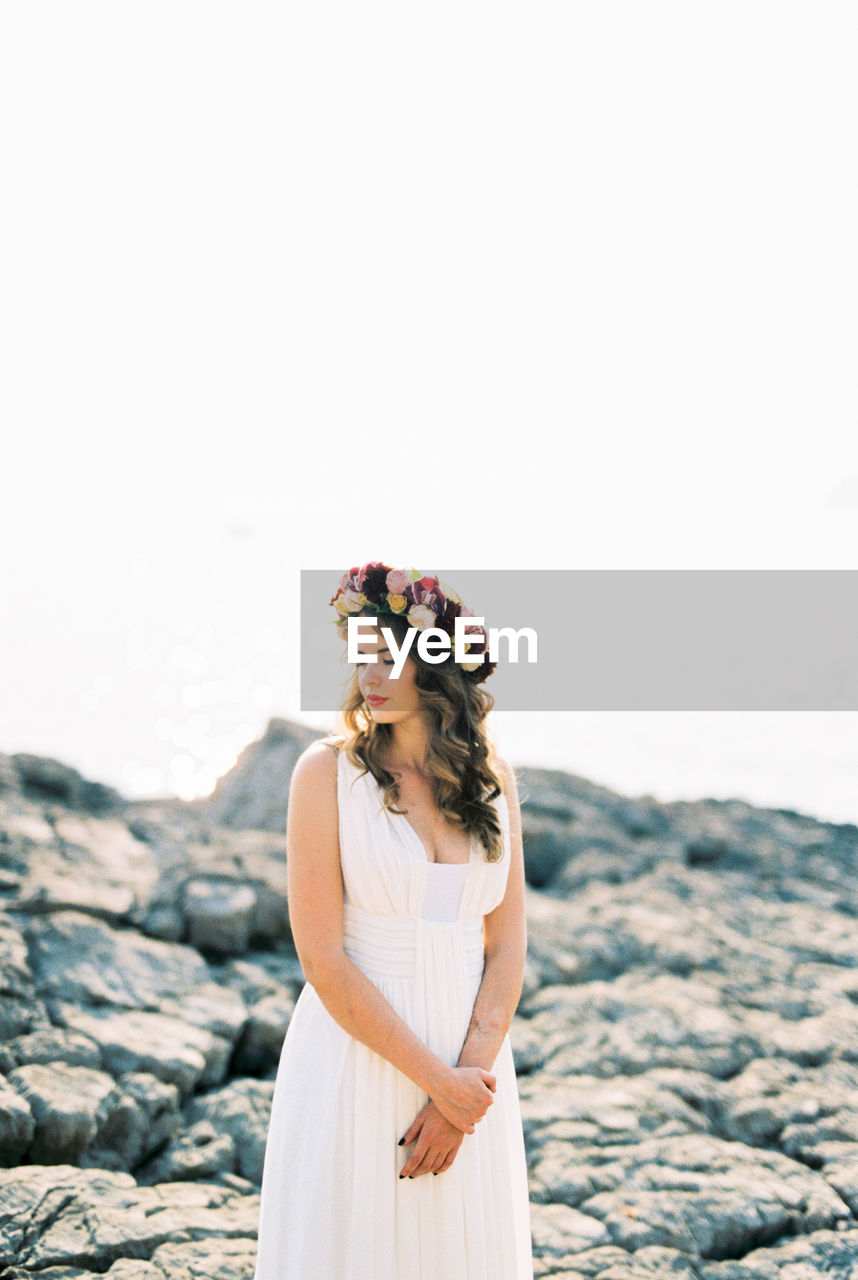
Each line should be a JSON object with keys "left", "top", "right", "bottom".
{"left": 342, "top": 902, "right": 484, "bottom": 980}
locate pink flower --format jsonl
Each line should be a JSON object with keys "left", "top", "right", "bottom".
{"left": 341, "top": 588, "right": 368, "bottom": 615}
{"left": 386, "top": 568, "right": 412, "bottom": 595}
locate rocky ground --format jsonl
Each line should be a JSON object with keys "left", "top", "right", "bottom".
{"left": 1, "top": 717, "right": 857, "bottom": 1279}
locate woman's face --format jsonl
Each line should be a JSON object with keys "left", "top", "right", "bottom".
{"left": 355, "top": 626, "right": 422, "bottom": 722}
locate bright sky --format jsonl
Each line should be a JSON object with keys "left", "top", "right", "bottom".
{"left": 2, "top": 4, "right": 856, "bottom": 817}
{"left": 3, "top": 2, "right": 857, "bottom": 532}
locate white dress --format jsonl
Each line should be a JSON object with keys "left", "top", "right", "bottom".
{"left": 253, "top": 747, "right": 534, "bottom": 1279}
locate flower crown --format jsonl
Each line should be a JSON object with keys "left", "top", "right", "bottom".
{"left": 330, "top": 562, "right": 497, "bottom": 683}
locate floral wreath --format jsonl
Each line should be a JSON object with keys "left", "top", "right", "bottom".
{"left": 330, "top": 562, "right": 497, "bottom": 683}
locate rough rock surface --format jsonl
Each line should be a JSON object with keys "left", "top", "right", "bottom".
{"left": 1, "top": 718, "right": 857, "bottom": 1279}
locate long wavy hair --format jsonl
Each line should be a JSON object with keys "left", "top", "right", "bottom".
{"left": 328, "top": 610, "right": 506, "bottom": 862}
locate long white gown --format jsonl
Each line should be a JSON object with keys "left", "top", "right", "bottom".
{"left": 253, "top": 746, "right": 534, "bottom": 1279}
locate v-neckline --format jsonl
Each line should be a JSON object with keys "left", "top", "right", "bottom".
{"left": 397, "top": 809, "right": 478, "bottom": 867}
{"left": 367, "top": 771, "right": 477, "bottom": 867}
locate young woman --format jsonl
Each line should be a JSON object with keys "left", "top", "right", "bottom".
{"left": 253, "top": 563, "right": 533, "bottom": 1279}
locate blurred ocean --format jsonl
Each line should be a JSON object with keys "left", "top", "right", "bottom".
{"left": 2, "top": 505, "right": 856, "bottom": 826}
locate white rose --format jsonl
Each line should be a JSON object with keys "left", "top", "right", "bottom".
{"left": 408, "top": 604, "right": 437, "bottom": 631}
{"left": 343, "top": 588, "right": 368, "bottom": 614}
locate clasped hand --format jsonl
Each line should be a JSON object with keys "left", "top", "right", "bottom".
{"left": 398, "top": 1066, "right": 496, "bottom": 1179}
{"left": 432, "top": 1064, "right": 496, "bottom": 1133}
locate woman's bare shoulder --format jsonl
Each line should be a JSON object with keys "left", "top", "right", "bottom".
{"left": 286, "top": 743, "right": 340, "bottom": 855}
{"left": 290, "top": 738, "right": 340, "bottom": 795}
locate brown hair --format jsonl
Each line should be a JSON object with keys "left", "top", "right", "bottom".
{"left": 328, "top": 610, "right": 506, "bottom": 862}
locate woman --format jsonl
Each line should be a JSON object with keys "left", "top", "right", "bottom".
{"left": 253, "top": 563, "right": 533, "bottom": 1279}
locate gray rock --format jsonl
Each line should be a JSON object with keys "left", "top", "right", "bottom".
{"left": 0, "top": 913, "right": 34, "bottom": 1001}
{"left": 185, "top": 1077, "right": 275, "bottom": 1184}
{"left": 0, "top": 1269, "right": 98, "bottom": 1280}
{"left": 0, "top": 992, "right": 54, "bottom": 1045}
{"left": 698, "top": 1227, "right": 858, "bottom": 1279}
{"left": 126, "top": 822, "right": 292, "bottom": 949}
{"left": 48, "top": 1000, "right": 231, "bottom": 1098}
{"left": 156, "top": 980, "right": 248, "bottom": 1043}
{"left": 135, "top": 1077, "right": 275, "bottom": 1187}
{"left": 231, "top": 989, "right": 293, "bottom": 1074}
{"left": 179, "top": 715, "right": 318, "bottom": 832}
{"left": 26, "top": 909, "right": 214, "bottom": 1010}
{"left": 3, "top": 1025, "right": 103, "bottom": 1071}
{"left": 149, "top": 1235, "right": 259, "bottom": 1280}
{"left": 136, "top": 1117, "right": 237, "bottom": 1185}
{"left": 531, "top": 1200, "right": 612, "bottom": 1258}
{"left": 13, "top": 812, "right": 159, "bottom": 924}
{"left": 84, "top": 1071, "right": 183, "bottom": 1170}
{"left": 3, "top": 726, "right": 858, "bottom": 1277}
{"left": 6, "top": 1061, "right": 120, "bottom": 1163}
{"left": 823, "top": 1158, "right": 858, "bottom": 1219}
{"left": 718, "top": 1056, "right": 858, "bottom": 1149}
{"left": 520, "top": 1071, "right": 714, "bottom": 1162}
{"left": 214, "top": 952, "right": 304, "bottom": 1003}
{"left": 0, "top": 1076, "right": 36, "bottom": 1164}
{"left": 0, "top": 1164, "right": 259, "bottom": 1272}
{"left": 535, "top": 1131, "right": 851, "bottom": 1259}
{"left": 9, "top": 753, "right": 124, "bottom": 814}
{"left": 522, "top": 971, "right": 760, "bottom": 1081}
{"left": 183, "top": 878, "right": 257, "bottom": 954}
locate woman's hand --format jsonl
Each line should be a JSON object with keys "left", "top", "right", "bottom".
{"left": 398, "top": 1100, "right": 465, "bottom": 1178}
{"left": 429, "top": 1064, "right": 496, "bottom": 1134}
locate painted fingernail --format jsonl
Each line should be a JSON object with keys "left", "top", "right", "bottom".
{"left": 398, "top": 1138, "right": 404, "bottom": 1146}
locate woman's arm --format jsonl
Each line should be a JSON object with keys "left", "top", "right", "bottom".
{"left": 456, "top": 755, "right": 528, "bottom": 1071}
{"left": 398, "top": 755, "right": 528, "bottom": 1177}
{"left": 285, "top": 742, "right": 496, "bottom": 1135}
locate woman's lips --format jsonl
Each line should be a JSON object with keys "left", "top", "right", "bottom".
{"left": 366, "top": 695, "right": 388, "bottom": 706}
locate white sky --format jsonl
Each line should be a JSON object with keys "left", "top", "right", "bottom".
{"left": 3, "top": 2, "right": 857, "bottom": 530}
{"left": 1, "top": 4, "right": 856, "bottom": 817}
